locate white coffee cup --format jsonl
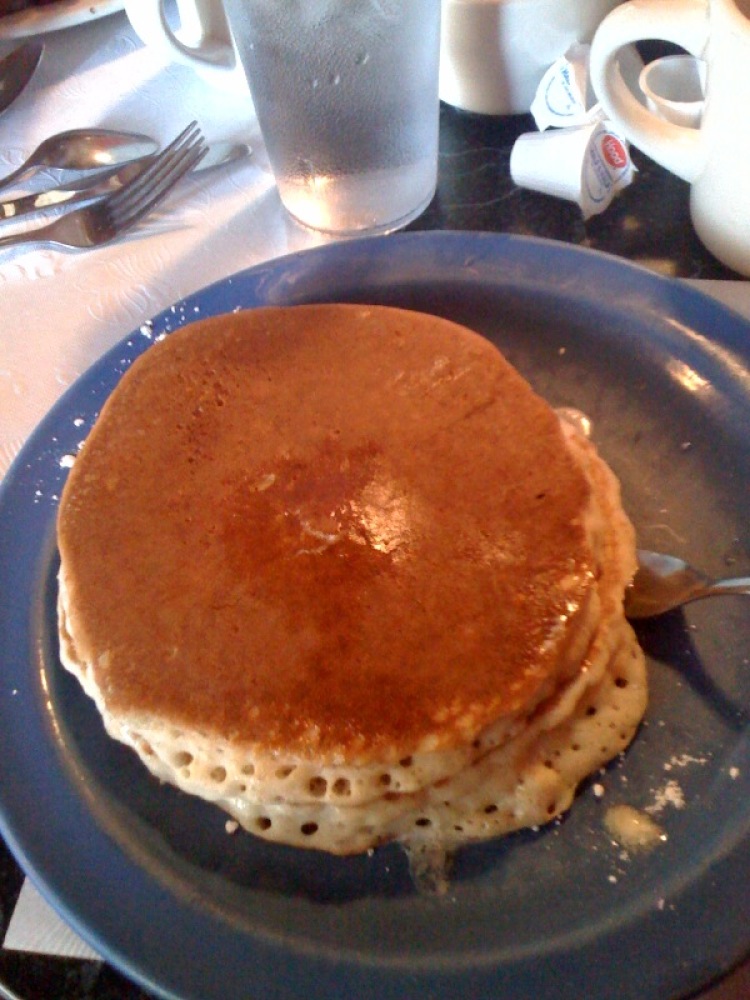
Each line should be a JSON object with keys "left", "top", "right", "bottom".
{"left": 590, "top": 0, "right": 750, "bottom": 276}
{"left": 439, "top": 0, "right": 624, "bottom": 115}
{"left": 124, "top": 0, "right": 246, "bottom": 92}
{"left": 639, "top": 54, "right": 706, "bottom": 129}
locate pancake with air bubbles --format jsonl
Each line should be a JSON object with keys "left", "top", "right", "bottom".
{"left": 57, "top": 304, "right": 646, "bottom": 854}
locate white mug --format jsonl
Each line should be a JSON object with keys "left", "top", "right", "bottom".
{"left": 590, "top": 0, "right": 750, "bottom": 276}
{"left": 638, "top": 54, "right": 706, "bottom": 129}
{"left": 124, "top": 0, "right": 246, "bottom": 91}
{"left": 439, "top": 0, "right": 623, "bottom": 115}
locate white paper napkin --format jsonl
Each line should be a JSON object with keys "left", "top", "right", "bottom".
{"left": 3, "top": 880, "right": 99, "bottom": 960}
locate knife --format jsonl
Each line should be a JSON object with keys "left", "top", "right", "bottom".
{"left": 0, "top": 41, "right": 43, "bottom": 116}
{"left": 0, "top": 141, "right": 251, "bottom": 221}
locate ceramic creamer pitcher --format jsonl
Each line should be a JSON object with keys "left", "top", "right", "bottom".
{"left": 590, "top": 0, "right": 750, "bottom": 276}
{"left": 125, "top": 0, "right": 245, "bottom": 91}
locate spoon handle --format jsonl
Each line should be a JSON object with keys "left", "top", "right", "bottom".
{"left": 0, "top": 164, "right": 34, "bottom": 198}
{"left": 0, "top": 225, "right": 50, "bottom": 251}
{"left": 706, "top": 577, "right": 750, "bottom": 599}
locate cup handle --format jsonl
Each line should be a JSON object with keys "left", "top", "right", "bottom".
{"left": 589, "top": 0, "right": 708, "bottom": 183}
{"left": 124, "top": 0, "right": 236, "bottom": 75}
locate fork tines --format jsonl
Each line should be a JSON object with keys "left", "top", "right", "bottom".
{"left": 106, "top": 121, "right": 208, "bottom": 231}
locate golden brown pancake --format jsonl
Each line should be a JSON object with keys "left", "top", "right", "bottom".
{"left": 57, "top": 304, "right": 645, "bottom": 854}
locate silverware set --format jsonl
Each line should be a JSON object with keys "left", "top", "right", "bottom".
{"left": 0, "top": 138, "right": 249, "bottom": 221}
{"left": 0, "top": 122, "right": 208, "bottom": 252}
{"left": 0, "top": 41, "right": 249, "bottom": 253}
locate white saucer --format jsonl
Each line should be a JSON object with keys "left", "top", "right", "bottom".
{"left": 0, "top": 0, "right": 124, "bottom": 40}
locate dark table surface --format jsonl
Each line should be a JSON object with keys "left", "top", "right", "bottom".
{"left": 416, "top": 104, "right": 740, "bottom": 281}
{"left": 1, "top": 100, "right": 748, "bottom": 1000}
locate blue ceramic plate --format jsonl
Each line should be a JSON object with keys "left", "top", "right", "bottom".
{"left": 0, "top": 233, "right": 748, "bottom": 1000}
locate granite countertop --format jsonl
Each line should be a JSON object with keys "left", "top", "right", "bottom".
{"left": 412, "top": 103, "right": 739, "bottom": 281}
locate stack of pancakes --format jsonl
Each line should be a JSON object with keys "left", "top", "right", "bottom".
{"left": 57, "top": 304, "right": 646, "bottom": 855}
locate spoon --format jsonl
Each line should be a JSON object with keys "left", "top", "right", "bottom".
{"left": 624, "top": 549, "right": 750, "bottom": 619}
{"left": 0, "top": 128, "right": 159, "bottom": 196}
{"left": 0, "top": 40, "right": 43, "bottom": 117}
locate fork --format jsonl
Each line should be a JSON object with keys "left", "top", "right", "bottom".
{"left": 0, "top": 122, "right": 207, "bottom": 253}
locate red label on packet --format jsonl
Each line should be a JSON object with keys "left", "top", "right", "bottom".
{"left": 581, "top": 123, "right": 635, "bottom": 218}
{"left": 601, "top": 134, "right": 628, "bottom": 170}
